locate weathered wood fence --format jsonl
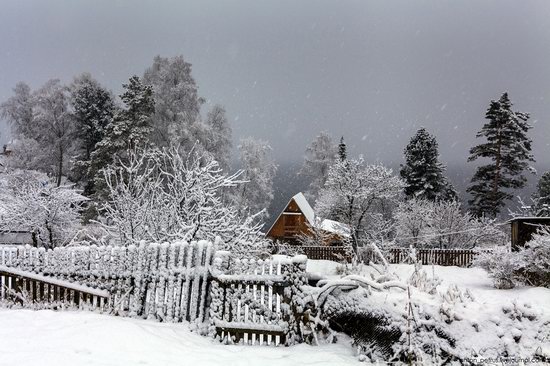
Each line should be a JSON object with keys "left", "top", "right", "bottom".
{"left": 301, "top": 246, "right": 352, "bottom": 262}
{"left": 0, "top": 265, "right": 110, "bottom": 310}
{"left": 209, "top": 253, "right": 308, "bottom": 346}
{"left": 386, "top": 248, "right": 478, "bottom": 267}
{"left": 0, "top": 241, "right": 213, "bottom": 322}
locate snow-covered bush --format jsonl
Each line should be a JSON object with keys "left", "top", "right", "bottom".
{"left": 0, "top": 169, "right": 86, "bottom": 248}
{"left": 473, "top": 246, "right": 523, "bottom": 289}
{"left": 315, "top": 158, "right": 404, "bottom": 253}
{"left": 474, "top": 229, "right": 550, "bottom": 289}
{"left": 516, "top": 228, "right": 550, "bottom": 287}
{"left": 99, "top": 147, "right": 269, "bottom": 256}
{"left": 395, "top": 199, "right": 507, "bottom": 248}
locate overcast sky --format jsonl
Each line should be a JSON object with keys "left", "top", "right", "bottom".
{"left": 1, "top": 0, "right": 549, "bottom": 169}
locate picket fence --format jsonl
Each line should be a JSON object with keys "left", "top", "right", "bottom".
{"left": 0, "top": 241, "right": 214, "bottom": 322}
{"left": 209, "top": 253, "right": 308, "bottom": 346}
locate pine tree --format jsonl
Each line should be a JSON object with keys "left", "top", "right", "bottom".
{"left": 70, "top": 73, "right": 115, "bottom": 195}
{"left": 400, "top": 128, "right": 457, "bottom": 201}
{"left": 299, "top": 132, "right": 337, "bottom": 202}
{"left": 467, "top": 92, "right": 534, "bottom": 217}
{"left": 90, "top": 75, "right": 155, "bottom": 203}
{"left": 533, "top": 171, "right": 550, "bottom": 217}
{"left": 338, "top": 136, "right": 347, "bottom": 161}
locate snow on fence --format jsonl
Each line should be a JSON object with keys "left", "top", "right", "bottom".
{"left": 0, "top": 265, "right": 110, "bottom": 310}
{"left": 386, "top": 248, "right": 478, "bottom": 267}
{"left": 0, "top": 241, "right": 214, "bottom": 322}
{"left": 209, "top": 253, "right": 308, "bottom": 346}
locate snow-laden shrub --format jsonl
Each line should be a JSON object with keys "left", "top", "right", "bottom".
{"left": 516, "top": 229, "right": 550, "bottom": 287}
{"left": 98, "top": 147, "right": 269, "bottom": 256}
{"left": 394, "top": 199, "right": 507, "bottom": 249}
{"left": 0, "top": 169, "right": 86, "bottom": 249}
{"left": 473, "top": 246, "right": 523, "bottom": 289}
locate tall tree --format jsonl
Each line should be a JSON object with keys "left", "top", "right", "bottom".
{"left": 70, "top": 73, "right": 116, "bottom": 195}
{"left": 90, "top": 75, "right": 155, "bottom": 199}
{"left": 143, "top": 55, "right": 204, "bottom": 149}
{"left": 316, "top": 158, "right": 404, "bottom": 252}
{"left": 204, "top": 104, "right": 232, "bottom": 171}
{"left": 299, "top": 131, "right": 337, "bottom": 202}
{"left": 468, "top": 92, "right": 534, "bottom": 217}
{"left": 0, "top": 82, "right": 35, "bottom": 138}
{"left": 338, "top": 136, "right": 347, "bottom": 161}
{"left": 32, "top": 80, "right": 76, "bottom": 186}
{"left": 533, "top": 171, "right": 550, "bottom": 217}
{"left": 233, "top": 137, "right": 277, "bottom": 218}
{"left": 400, "top": 128, "right": 457, "bottom": 201}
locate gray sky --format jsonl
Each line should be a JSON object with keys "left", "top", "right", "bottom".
{"left": 1, "top": 0, "right": 549, "bottom": 169}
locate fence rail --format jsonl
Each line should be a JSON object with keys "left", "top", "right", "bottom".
{"left": 0, "top": 265, "right": 109, "bottom": 309}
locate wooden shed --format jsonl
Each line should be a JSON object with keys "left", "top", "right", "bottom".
{"left": 265, "top": 192, "right": 350, "bottom": 246}
{"left": 509, "top": 217, "right": 550, "bottom": 251}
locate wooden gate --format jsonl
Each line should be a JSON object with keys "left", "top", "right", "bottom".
{"left": 209, "top": 254, "right": 308, "bottom": 346}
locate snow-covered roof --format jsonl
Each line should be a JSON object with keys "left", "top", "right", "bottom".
{"left": 291, "top": 192, "right": 315, "bottom": 226}
{"left": 318, "top": 218, "right": 351, "bottom": 238}
{"left": 508, "top": 217, "right": 550, "bottom": 223}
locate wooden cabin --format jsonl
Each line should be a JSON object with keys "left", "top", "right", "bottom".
{"left": 509, "top": 217, "right": 550, "bottom": 251}
{"left": 266, "top": 192, "right": 350, "bottom": 246}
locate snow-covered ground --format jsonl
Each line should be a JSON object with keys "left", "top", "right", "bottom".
{"left": 2, "top": 261, "right": 549, "bottom": 365}
{"left": 0, "top": 309, "right": 357, "bottom": 366}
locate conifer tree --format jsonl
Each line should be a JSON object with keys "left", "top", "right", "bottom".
{"left": 90, "top": 75, "right": 155, "bottom": 204}
{"left": 70, "top": 73, "right": 115, "bottom": 195}
{"left": 338, "top": 136, "right": 347, "bottom": 161}
{"left": 467, "top": 92, "right": 534, "bottom": 217}
{"left": 400, "top": 128, "right": 457, "bottom": 201}
{"left": 533, "top": 171, "right": 550, "bottom": 217}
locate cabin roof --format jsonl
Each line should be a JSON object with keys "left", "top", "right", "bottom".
{"left": 291, "top": 192, "right": 315, "bottom": 226}
{"left": 508, "top": 217, "right": 550, "bottom": 223}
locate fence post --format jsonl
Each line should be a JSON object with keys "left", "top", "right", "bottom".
{"left": 208, "top": 250, "right": 230, "bottom": 339}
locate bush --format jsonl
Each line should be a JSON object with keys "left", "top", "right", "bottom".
{"left": 517, "top": 229, "right": 550, "bottom": 287}
{"left": 473, "top": 247, "right": 523, "bottom": 289}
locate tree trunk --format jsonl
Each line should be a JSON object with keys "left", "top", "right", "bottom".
{"left": 57, "top": 146, "right": 63, "bottom": 187}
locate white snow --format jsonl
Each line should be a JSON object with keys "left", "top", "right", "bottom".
{"left": 0, "top": 265, "right": 110, "bottom": 298}
{"left": 318, "top": 218, "right": 351, "bottom": 237}
{"left": 0, "top": 309, "right": 358, "bottom": 366}
{"left": 291, "top": 192, "right": 315, "bottom": 226}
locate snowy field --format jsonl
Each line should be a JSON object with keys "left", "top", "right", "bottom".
{"left": 2, "top": 262, "right": 549, "bottom": 365}
{"left": 0, "top": 309, "right": 357, "bottom": 366}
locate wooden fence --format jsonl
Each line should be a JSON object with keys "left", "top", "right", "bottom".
{"left": 209, "top": 253, "right": 308, "bottom": 346}
{"left": 0, "top": 265, "right": 110, "bottom": 310}
{"left": 300, "top": 246, "right": 353, "bottom": 262}
{"left": 387, "top": 248, "right": 478, "bottom": 267}
{"left": 0, "top": 241, "right": 214, "bottom": 322}
{"left": 295, "top": 245, "right": 479, "bottom": 267}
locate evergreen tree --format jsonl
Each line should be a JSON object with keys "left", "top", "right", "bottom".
{"left": 90, "top": 75, "right": 155, "bottom": 202}
{"left": 70, "top": 73, "right": 115, "bottom": 195}
{"left": 299, "top": 131, "right": 337, "bottom": 202}
{"left": 338, "top": 136, "right": 347, "bottom": 161}
{"left": 467, "top": 92, "right": 534, "bottom": 217}
{"left": 400, "top": 128, "right": 457, "bottom": 201}
{"left": 533, "top": 171, "right": 550, "bottom": 217}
